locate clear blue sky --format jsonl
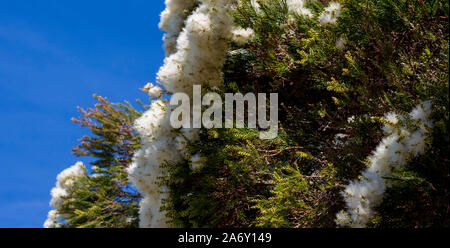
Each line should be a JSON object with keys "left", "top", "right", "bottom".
{"left": 0, "top": 0, "right": 166, "bottom": 227}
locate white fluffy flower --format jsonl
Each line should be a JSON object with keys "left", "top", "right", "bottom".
{"left": 129, "top": 0, "right": 239, "bottom": 228}
{"left": 410, "top": 101, "right": 432, "bottom": 122}
{"left": 134, "top": 100, "right": 171, "bottom": 139}
{"left": 318, "top": 2, "right": 341, "bottom": 25}
{"left": 43, "top": 210, "right": 62, "bottom": 228}
{"left": 336, "top": 101, "right": 433, "bottom": 227}
{"left": 336, "top": 36, "right": 346, "bottom": 50}
{"left": 143, "top": 83, "right": 163, "bottom": 98}
{"left": 159, "top": 0, "right": 198, "bottom": 55}
{"left": 250, "top": 0, "right": 261, "bottom": 13}
{"left": 382, "top": 111, "right": 399, "bottom": 134}
{"left": 157, "top": 1, "right": 235, "bottom": 95}
{"left": 231, "top": 27, "right": 255, "bottom": 45}
{"left": 287, "top": 0, "right": 314, "bottom": 18}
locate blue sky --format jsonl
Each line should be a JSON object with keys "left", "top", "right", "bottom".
{"left": 0, "top": 0, "right": 166, "bottom": 227}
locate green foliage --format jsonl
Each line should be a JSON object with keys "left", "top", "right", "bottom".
{"left": 61, "top": 0, "right": 449, "bottom": 228}
{"left": 161, "top": 127, "right": 277, "bottom": 227}
{"left": 224, "top": 0, "right": 449, "bottom": 227}
{"left": 62, "top": 94, "right": 144, "bottom": 228}
{"left": 72, "top": 94, "right": 142, "bottom": 169}
{"left": 255, "top": 163, "right": 340, "bottom": 227}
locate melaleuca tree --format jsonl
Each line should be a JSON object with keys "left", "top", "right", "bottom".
{"left": 46, "top": 0, "right": 448, "bottom": 228}
{"left": 45, "top": 94, "right": 144, "bottom": 228}
{"left": 160, "top": 0, "right": 448, "bottom": 228}
{"left": 228, "top": 0, "right": 449, "bottom": 227}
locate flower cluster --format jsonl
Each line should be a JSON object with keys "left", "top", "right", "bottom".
{"left": 231, "top": 27, "right": 255, "bottom": 45}
{"left": 318, "top": 2, "right": 341, "bottom": 26}
{"left": 159, "top": 0, "right": 197, "bottom": 56}
{"left": 44, "top": 162, "right": 87, "bottom": 228}
{"left": 157, "top": 0, "right": 237, "bottom": 95}
{"left": 287, "top": 0, "right": 313, "bottom": 18}
{"left": 336, "top": 101, "right": 433, "bottom": 227}
{"left": 143, "top": 83, "right": 163, "bottom": 98}
{"left": 128, "top": 0, "right": 249, "bottom": 228}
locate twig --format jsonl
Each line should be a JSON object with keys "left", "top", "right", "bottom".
{"left": 259, "top": 146, "right": 311, "bottom": 157}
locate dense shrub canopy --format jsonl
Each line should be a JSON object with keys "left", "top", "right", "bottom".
{"left": 45, "top": 0, "right": 449, "bottom": 228}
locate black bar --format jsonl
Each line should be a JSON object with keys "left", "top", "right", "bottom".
{"left": 0, "top": 228, "right": 448, "bottom": 247}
